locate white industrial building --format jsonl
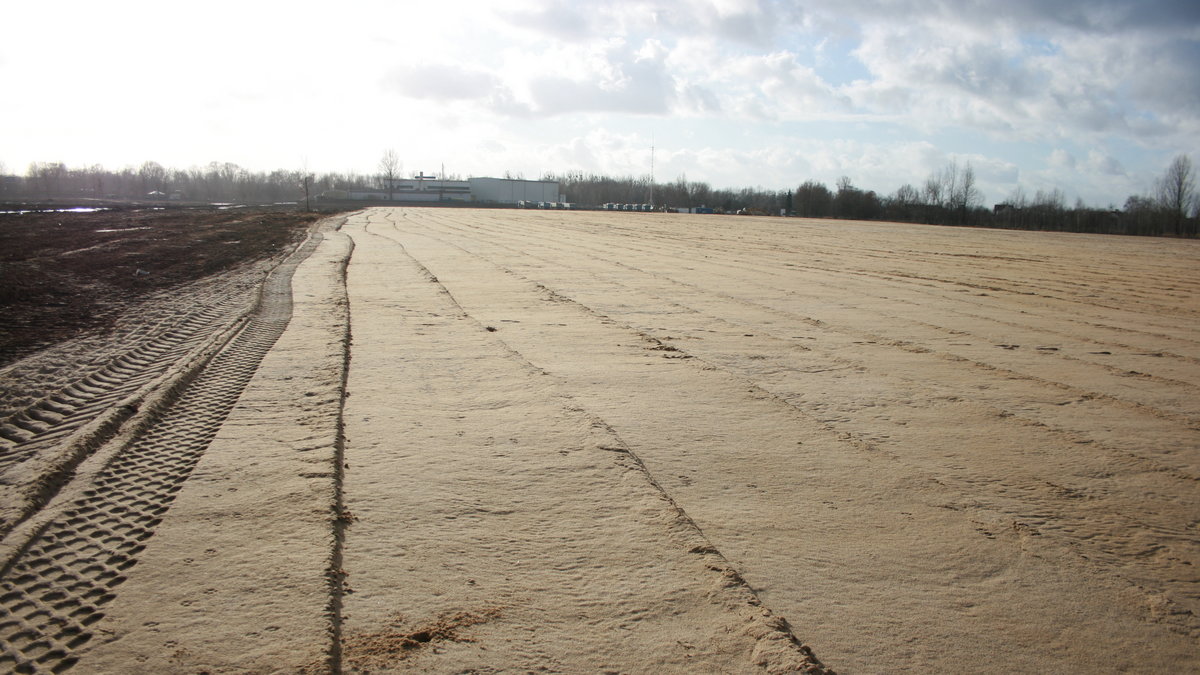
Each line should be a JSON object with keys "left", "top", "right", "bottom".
{"left": 334, "top": 175, "right": 562, "bottom": 205}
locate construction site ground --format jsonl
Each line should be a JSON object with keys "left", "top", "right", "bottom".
{"left": 0, "top": 206, "right": 1196, "bottom": 673}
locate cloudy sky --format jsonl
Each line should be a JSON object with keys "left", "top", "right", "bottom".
{"left": 4, "top": 0, "right": 1198, "bottom": 207}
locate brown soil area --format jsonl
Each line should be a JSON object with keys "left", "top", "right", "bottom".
{"left": 0, "top": 205, "right": 328, "bottom": 365}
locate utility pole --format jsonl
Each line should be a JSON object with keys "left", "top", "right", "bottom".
{"left": 299, "top": 158, "right": 312, "bottom": 212}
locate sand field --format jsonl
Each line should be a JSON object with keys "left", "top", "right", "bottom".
{"left": 1, "top": 206, "right": 1196, "bottom": 672}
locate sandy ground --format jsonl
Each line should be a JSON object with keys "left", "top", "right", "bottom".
{"left": 2, "top": 206, "right": 1197, "bottom": 673}
{"left": 333, "top": 208, "right": 1198, "bottom": 672}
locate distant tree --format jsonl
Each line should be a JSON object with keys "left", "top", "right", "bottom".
{"left": 923, "top": 173, "right": 946, "bottom": 208}
{"left": 379, "top": 149, "right": 400, "bottom": 201}
{"left": 27, "top": 161, "right": 66, "bottom": 197}
{"left": 1156, "top": 154, "right": 1197, "bottom": 236}
{"left": 200, "top": 161, "right": 245, "bottom": 202}
{"left": 1123, "top": 194, "right": 1162, "bottom": 236}
{"left": 138, "top": 161, "right": 166, "bottom": 196}
{"left": 1007, "top": 186, "right": 1028, "bottom": 209}
{"left": 833, "top": 176, "right": 858, "bottom": 219}
{"left": 893, "top": 183, "right": 920, "bottom": 206}
{"left": 885, "top": 183, "right": 922, "bottom": 221}
{"left": 830, "top": 177, "right": 882, "bottom": 220}
{"left": 794, "top": 180, "right": 832, "bottom": 218}
{"left": 1032, "top": 188, "right": 1065, "bottom": 211}
{"left": 1124, "top": 195, "right": 1156, "bottom": 212}
{"left": 947, "top": 162, "right": 982, "bottom": 213}
{"left": 920, "top": 161, "right": 981, "bottom": 224}
{"left": 84, "top": 164, "right": 106, "bottom": 197}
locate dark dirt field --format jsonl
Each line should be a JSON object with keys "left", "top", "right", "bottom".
{"left": 0, "top": 205, "right": 333, "bottom": 366}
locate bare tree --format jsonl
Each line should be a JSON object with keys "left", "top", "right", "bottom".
{"left": 948, "top": 162, "right": 982, "bottom": 213}
{"left": 1007, "top": 186, "right": 1028, "bottom": 209}
{"left": 138, "top": 161, "right": 166, "bottom": 197}
{"left": 885, "top": 183, "right": 922, "bottom": 221}
{"left": 28, "top": 162, "right": 67, "bottom": 197}
{"left": 1033, "top": 188, "right": 1065, "bottom": 210}
{"left": 1156, "top": 154, "right": 1197, "bottom": 236}
{"left": 921, "top": 160, "right": 981, "bottom": 223}
{"left": 893, "top": 183, "right": 920, "bottom": 206}
{"left": 379, "top": 149, "right": 400, "bottom": 201}
{"left": 923, "top": 173, "right": 945, "bottom": 207}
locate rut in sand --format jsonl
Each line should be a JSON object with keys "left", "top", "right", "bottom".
{"left": 0, "top": 232, "right": 325, "bottom": 673}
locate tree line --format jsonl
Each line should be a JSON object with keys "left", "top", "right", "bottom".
{"left": 3, "top": 153, "right": 1195, "bottom": 238}
{"left": 548, "top": 154, "right": 1197, "bottom": 238}
{"left": 3, "top": 161, "right": 377, "bottom": 205}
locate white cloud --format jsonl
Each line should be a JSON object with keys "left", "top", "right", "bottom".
{"left": 521, "top": 38, "right": 676, "bottom": 116}
{"left": 1049, "top": 149, "right": 1077, "bottom": 169}
{"left": 676, "top": 83, "right": 723, "bottom": 114}
{"left": 1086, "top": 150, "right": 1125, "bottom": 176}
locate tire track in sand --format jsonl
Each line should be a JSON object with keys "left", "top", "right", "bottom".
{"left": 0, "top": 294, "right": 252, "bottom": 456}
{"left": 0, "top": 293, "right": 261, "bottom": 539}
{"left": 0, "top": 231, "right": 324, "bottom": 674}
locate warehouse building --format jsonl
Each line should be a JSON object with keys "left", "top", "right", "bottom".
{"left": 468, "top": 177, "right": 560, "bottom": 204}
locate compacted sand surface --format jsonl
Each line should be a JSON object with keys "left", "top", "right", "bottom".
{"left": 331, "top": 208, "right": 1198, "bottom": 673}
{"left": 1, "top": 206, "right": 1197, "bottom": 673}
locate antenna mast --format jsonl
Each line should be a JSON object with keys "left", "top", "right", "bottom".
{"left": 650, "top": 137, "right": 655, "bottom": 209}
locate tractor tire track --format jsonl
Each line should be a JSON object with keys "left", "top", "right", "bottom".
{"left": 0, "top": 231, "right": 324, "bottom": 674}
{"left": 0, "top": 294, "right": 254, "bottom": 467}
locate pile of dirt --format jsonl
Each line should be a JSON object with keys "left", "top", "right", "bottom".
{"left": 0, "top": 205, "right": 331, "bottom": 365}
